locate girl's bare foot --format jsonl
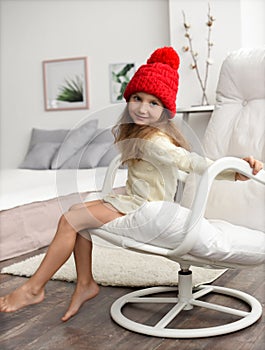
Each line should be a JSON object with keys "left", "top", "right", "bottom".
{"left": 0, "top": 283, "right": 45, "bottom": 313}
{"left": 62, "top": 281, "right": 100, "bottom": 322}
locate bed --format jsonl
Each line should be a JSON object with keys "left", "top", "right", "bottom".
{"left": 0, "top": 117, "right": 127, "bottom": 261}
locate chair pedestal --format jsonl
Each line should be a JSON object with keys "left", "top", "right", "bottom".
{"left": 110, "top": 269, "right": 262, "bottom": 338}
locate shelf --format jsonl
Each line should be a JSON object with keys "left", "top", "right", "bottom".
{"left": 176, "top": 105, "right": 215, "bottom": 122}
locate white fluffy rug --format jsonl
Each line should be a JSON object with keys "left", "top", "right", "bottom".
{"left": 1, "top": 241, "right": 226, "bottom": 287}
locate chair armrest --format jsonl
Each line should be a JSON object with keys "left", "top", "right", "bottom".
{"left": 168, "top": 157, "right": 265, "bottom": 258}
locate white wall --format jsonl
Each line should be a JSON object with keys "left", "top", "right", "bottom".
{"left": 1, "top": 0, "right": 264, "bottom": 168}
{"left": 0, "top": 0, "right": 170, "bottom": 168}
{"left": 169, "top": 0, "right": 264, "bottom": 138}
{"left": 240, "top": 0, "right": 265, "bottom": 48}
{"left": 169, "top": 0, "right": 242, "bottom": 108}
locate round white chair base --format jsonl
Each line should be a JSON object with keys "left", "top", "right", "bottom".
{"left": 110, "top": 272, "right": 262, "bottom": 338}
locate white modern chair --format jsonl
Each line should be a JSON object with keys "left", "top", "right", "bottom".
{"left": 90, "top": 155, "right": 264, "bottom": 338}
{"left": 89, "top": 48, "right": 265, "bottom": 338}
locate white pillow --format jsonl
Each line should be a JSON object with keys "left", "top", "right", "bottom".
{"left": 181, "top": 173, "right": 265, "bottom": 232}
{"left": 205, "top": 180, "right": 265, "bottom": 232}
{"left": 201, "top": 49, "right": 265, "bottom": 232}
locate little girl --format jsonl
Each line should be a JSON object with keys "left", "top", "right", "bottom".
{"left": 0, "top": 47, "right": 263, "bottom": 321}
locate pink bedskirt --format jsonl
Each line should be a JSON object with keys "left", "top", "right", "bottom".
{"left": 0, "top": 192, "right": 90, "bottom": 261}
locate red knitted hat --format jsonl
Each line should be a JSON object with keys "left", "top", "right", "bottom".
{"left": 123, "top": 47, "right": 180, "bottom": 117}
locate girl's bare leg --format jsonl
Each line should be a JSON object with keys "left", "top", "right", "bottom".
{"left": 0, "top": 214, "right": 78, "bottom": 313}
{"left": 61, "top": 235, "right": 98, "bottom": 322}
{"left": 62, "top": 200, "right": 124, "bottom": 322}
{"left": 0, "top": 200, "right": 122, "bottom": 314}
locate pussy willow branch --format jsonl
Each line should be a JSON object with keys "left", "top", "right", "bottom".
{"left": 203, "top": 3, "right": 214, "bottom": 103}
{"left": 182, "top": 4, "right": 215, "bottom": 105}
{"left": 182, "top": 11, "right": 205, "bottom": 96}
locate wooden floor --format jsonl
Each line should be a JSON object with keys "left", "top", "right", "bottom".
{"left": 0, "top": 247, "right": 264, "bottom": 350}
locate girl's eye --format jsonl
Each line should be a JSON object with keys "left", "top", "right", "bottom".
{"left": 132, "top": 95, "right": 141, "bottom": 102}
{"left": 150, "top": 101, "right": 159, "bottom": 107}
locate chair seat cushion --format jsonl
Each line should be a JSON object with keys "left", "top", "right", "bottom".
{"left": 95, "top": 201, "right": 265, "bottom": 265}
{"left": 191, "top": 218, "right": 265, "bottom": 265}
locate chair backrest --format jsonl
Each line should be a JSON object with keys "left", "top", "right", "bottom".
{"left": 202, "top": 48, "right": 265, "bottom": 231}
{"left": 203, "top": 48, "right": 265, "bottom": 160}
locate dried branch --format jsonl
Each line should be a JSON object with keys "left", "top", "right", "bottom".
{"left": 182, "top": 3, "right": 215, "bottom": 105}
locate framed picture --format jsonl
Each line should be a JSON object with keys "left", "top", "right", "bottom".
{"left": 43, "top": 57, "right": 89, "bottom": 111}
{"left": 109, "top": 62, "right": 135, "bottom": 103}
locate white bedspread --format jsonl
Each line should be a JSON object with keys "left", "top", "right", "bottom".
{"left": 0, "top": 168, "right": 127, "bottom": 211}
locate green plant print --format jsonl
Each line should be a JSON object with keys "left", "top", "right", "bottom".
{"left": 57, "top": 75, "right": 84, "bottom": 102}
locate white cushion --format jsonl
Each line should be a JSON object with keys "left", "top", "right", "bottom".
{"left": 181, "top": 173, "right": 265, "bottom": 232}
{"left": 202, "top": 48, "right": 265, "bottom": 231}
{"left": 203, "top": 48, "right": 265, "bottom": 160}
{"left": 191, "top": 218, "right": 265, "bottom": 265}
{"left": 94, "top": 201, "right": 265, "bottom": 265}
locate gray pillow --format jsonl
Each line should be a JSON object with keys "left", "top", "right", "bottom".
{"left": 98, "top": 144, "right": 119, "bottom": 167}
{"left": 60, "top": 142, "right": 111, "bottom": 169}
{"left": 89, "top": 127, "right": 119, "bottom": 166}
{"left": 19, "top": 142, "right": 61, "bottom": 169}
{"left": 28, "top": 128, "right": 69, "bottom": 149}
{"left": 51, "top": 119, "right": 98, "bottom": 169}
{"left": 91, "top": 128, "right": 115, "bottom": 143}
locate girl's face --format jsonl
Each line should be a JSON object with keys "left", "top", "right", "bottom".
{"left": 128, "top": 92, "right": 164, "bottom": 125}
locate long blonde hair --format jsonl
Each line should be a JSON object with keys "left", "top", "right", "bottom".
{"left": 112, "top": 105, "right": 190, "bottom": 163}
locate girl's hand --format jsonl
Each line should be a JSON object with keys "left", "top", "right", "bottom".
{"left": 235, "top": 156, "right": 264, "bottom": 181}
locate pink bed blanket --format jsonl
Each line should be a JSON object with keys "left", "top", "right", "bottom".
{"left": 0, "top": 192, "right": 89, "bottom": 261}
